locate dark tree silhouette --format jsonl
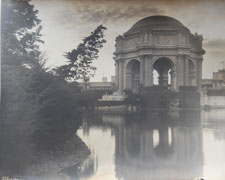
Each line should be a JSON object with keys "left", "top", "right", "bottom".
{"left": 55, "top": 25, "right": 107, "bottom": 82}
{"left": 0, "top": 0, "right": 44, "bottom": 175}
{"left": 1, "top": 0, "right": 43, "bottom": 67}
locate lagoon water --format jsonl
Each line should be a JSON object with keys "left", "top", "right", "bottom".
{"left": 76, "top": 110, "right": 225, "bottom": 180}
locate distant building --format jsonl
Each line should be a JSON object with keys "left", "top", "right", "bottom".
{"left": 214, "top": 69, "right": 225, "bottom": 80}
{"left": 79, "top": 82, "right": 114, "bottom": 91}
{"left": 201, "top": 69, "right": 225, "bottom": 108}
{"left": 202, "top": 69, "right": 225, "bottom": 90}
{"left": 111, "top": 76, "right": 115, "bottom": 83}
{"left": 102, "top": 76, "right": 108, "bottom": 82}
{"left": 79, "top": 76, "right": 116, "bottom": 91}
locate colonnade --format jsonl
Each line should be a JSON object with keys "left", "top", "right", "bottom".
{"left": 115, "top": 55, "right": 200, "bottom": 92}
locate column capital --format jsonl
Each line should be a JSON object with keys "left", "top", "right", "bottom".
{"left": 118, "top": 59, "right": 124, "bottom": 64}
{"left": 114, "top": 57, "right": 123, "bottom": 62}
{"left": 184, "top": 54, "right": 190, "bottom": 60}
{"left": 176, "top": 54, "right": 184, "bottom": 59}
{"left": 171, "top": 69, "right": 176, "bottom": 77}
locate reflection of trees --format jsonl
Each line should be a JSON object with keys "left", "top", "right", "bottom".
{"left": 78, "top": 155, "right": 98, "bottom": 179}
{"left": 60, "top": 154, "right": 97, "bottom": 180}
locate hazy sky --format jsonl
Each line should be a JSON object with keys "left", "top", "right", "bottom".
{"left": 33, "top": 0, "right": 225, "bottom": 81}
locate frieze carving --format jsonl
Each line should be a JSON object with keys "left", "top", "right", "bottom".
{"left": 143, "top": 33, "right": 148, "bottom": 43}
{"left": 143, "top": 32, "right": 150, "bottom": 44}
{"left": 181, "top": 34, "right": 187, "bottom": 44}
{"left": 141, "top": 32, "right": 152, "bottom": 44}
{"left": 156, "top": 35, "right": 176, "bottom": 45}
{"left": 178, "top": 33, "right": 189, "bottom": 44}
{"left": 125, "top": 38, "right": 140, "bottom": 49}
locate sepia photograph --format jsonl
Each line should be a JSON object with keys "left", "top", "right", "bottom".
{"left": 1, "top": 0, "right": 225, "bottom": 179}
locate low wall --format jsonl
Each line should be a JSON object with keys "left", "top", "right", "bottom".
{"left": 97, "top": 100, "right": 125, "bottom": 107}
{"left": 140, "top": 86, "right": 177, "bottom": 108}
{"left": 179, "top": 86, "right": 200, "bottom": 109}
{"left": 201, "top": 95, "right": 225, "bottom": 108}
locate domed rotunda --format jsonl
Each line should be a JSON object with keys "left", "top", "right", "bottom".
{"left": 114, "top": 16, "right": 205, "bottom": 93}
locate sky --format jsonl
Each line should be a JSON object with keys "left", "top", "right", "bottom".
{"left": 33, "top": 0, "right": 225, "bottom": 81}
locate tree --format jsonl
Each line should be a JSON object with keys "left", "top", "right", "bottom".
{"left": 1, "top": 0, "right": 43, "bottom": 67}
{"left": 32, "top": 79, "right": 82, "bottom": 151}
{"left": 0, "top": 0, "right": 44, "bottom": 175}
{"left": 55, "top": 25, "right": 107, "bottom": 82}
{"left": 0, "top": 65, "right": 37, "bottom": 176}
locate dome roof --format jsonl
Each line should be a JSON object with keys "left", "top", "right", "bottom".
{"left": 125, "top": 16, "right": 188, "bottom": 35}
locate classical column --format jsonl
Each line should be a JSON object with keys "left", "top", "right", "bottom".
{"left": 149, "top": 57, "right": 153, "bottom": 86}
{"left": 123, "top": 61, "right": 128, "bottom": 90}
{"left": 192, "top": 60, "right": 198, "bottom": 86}
{"left": 118, "top": 60, "right": 124, "bottom": 92}
{"left": 158, "top": 71, "right": 163, "bottom": 86}
{"left": 140, "top": 58, "right": 145, "bottom": 86}
{"left": 115, "top": 62, "right": 119, "bottom": 90}
{"left": 189, "top": 65, "right": 197, "bottom": 86}
{"left": 184, "top": 55, "right": 189, "bottom": 86}
{"left": 144, "top": 55, "right": 153, "bottom": 87}
{"left": 197, "top": 58, "right": 203, "bottom": 91}
{"left": 126, "top": 72, "right": 132, "bottom": 90}
{"left": 176, "top": 55, "right": 184, "bottom": 88}
{"left": 162, "top": 70, "right": 168, "bottom": 87}
{"left": 171, "top": 67, "right": 177, "bottom": 90}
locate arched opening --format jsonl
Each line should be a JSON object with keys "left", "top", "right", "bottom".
{"left": 153, "top": 57, "right": 173, "bottom": 88}
{"left": 126, "top": 60, "right": 140, "bottom": 93}
{"left": 189, "top": 60, "right": 196, "bottom": 86}
{"left": 168, "top": 69, "right": 172, "bottom": 85}
{"left": 153, "top": 69, "right": 159, "bottom": 85}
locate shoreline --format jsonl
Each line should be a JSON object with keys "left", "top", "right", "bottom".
{"left": 24, "top": 134, "right": 90, "bottom": 179}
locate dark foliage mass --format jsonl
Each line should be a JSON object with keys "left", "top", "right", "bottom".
{"left": 0, "top": 65, "right": 37, "bottom": 175}
{"left": 1, "top": 0, "right": 43, "bottom": 67}
{"left": 0, "top": 0, "right": 44, "bottom": 175}
{"left": 32, "top": 79, "right": 82, "bottom": 151}
{"left": 0, "top": 0, "right": 106, "bottom": 176}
